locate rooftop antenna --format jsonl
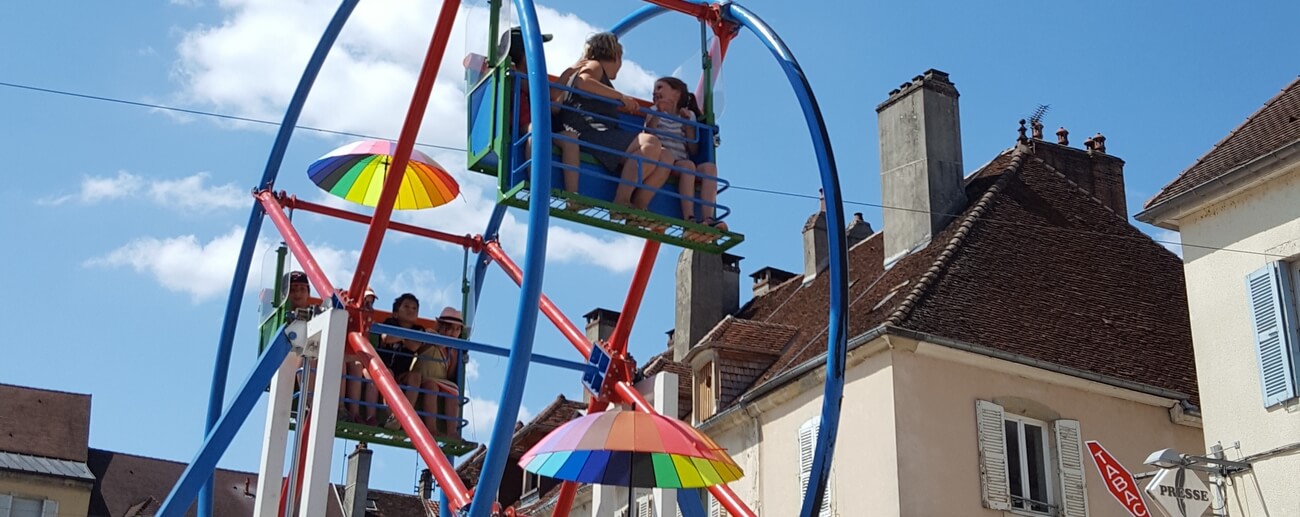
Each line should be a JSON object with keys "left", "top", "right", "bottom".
{"left": 1027, "top": 104, "right": 1050, "bottom": 139}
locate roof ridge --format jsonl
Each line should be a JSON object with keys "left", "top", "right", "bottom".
{"left": 87, "top": 448, "right": 259, "bottom": 477}
{"left": 1146, "top": 75, "right": 1300, "bottom": 208}
{"left": 1026, "top": 150, "right": 1129, "bottom": 223}
{"left": 885, "top": 146, "right": 1028, "bottom": 327}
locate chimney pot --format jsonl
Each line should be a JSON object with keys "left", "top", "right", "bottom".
{"left": 1094, "top": 133, "right": 1107, "bottom": 153}
{"left": 1031, "top": 119, "right": 1044, "bottom": 139}
{"left": 846, "top": 213, "right": 874, "bottom": 248}
{"left": 888, "top": 88, "right": 900, "bottom": 96}
{"left": 1056, "top": 127, "right": 1069, "bottom": 146}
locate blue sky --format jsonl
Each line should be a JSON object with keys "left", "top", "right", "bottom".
{"left": 3, "top": 0, "right": 1298, "bottom": 497}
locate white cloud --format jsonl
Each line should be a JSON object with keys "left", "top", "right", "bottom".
{"left": 171, "top": 1, "right": 649, "bottom": 272}
{"left": 462, "top": 396, "right": 531, "bottom": 442}
{"left": 383, "top": 268, "right": 455, "bottom": 313}
{"left": 40, "top": 171, "right": 143, "bottom": 205}
{"left": 465, "top": 359, "right": 479, "bottom": 381}
{"left": 1152, "top": 228, "right": 1183, "bottom": 258}
{"left": 147, "top": 172, "right": 247, "bottom": 211}
{"left": 42, "top": 171, "right": 246, "bottom": 212}
{"left": 87, "top": 226, "right": 359, "bottom": 303}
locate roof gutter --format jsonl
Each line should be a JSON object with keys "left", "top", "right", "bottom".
{"left": 703, "top": 324, "right": 1194, "bottom": 428}
{"left": 1137, "top": 138, "right": 1300, "bottom": 230}
{"left": 884, "top": 326, "right": 1195, "bottom": 404}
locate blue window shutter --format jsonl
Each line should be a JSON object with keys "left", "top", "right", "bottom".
{"left": 1246, "top": 263, "right": 1300, "bottom": 407}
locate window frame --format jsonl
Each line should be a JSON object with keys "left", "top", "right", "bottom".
{"left": 1003, "top": 414, "right": 1057, "bottom": 516}
{"left": 695, "top": 360, "right": 716, "bottom": 423}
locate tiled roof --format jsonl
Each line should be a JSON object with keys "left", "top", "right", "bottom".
{"left": 457, "top": 395, "right": 585, "bottom": 488}
{"left": 731, "top": 141, "right": 1198, "bottom": 405}
{"left": 689, "top": 317, "right": 799, "bottom": 407}
{"left": 641, "top": 351, "right": 693, "bottom": 420}
{"left": 0, "top": 383, "right": 91, "bottom": 462}
{"left": 0, "top": 450, "right": 95, "bottom": 481}
{"left": 1146, "top": 76, "right": 1300, "bottom": 209}
{"left": 86, "top": 448, "right": 262, "bottom": 517}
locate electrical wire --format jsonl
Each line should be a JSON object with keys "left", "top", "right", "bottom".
{"left": 2, "top": 79, "right": 1286, "bottom": 258}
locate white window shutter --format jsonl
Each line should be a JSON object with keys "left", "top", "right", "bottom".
{"left": 976, "top": 400, "right": 1011, "bottom": 510}
{"left": 0, "top": 494, "right": 12, "bottom": 517}
{"left": 1246, "top": 263, "right": 1300, "bottom": 407}
{"left": 708, "top": 495, "right": 722, "bottom": 517}
{"left": 40, "top": 500, "right": 57, "bottom": 517}
{"left": 637, "top": 493, "right": 653, "bottom": 517}
{"left": 1053, "top": 419, "right": 1089, "bottom": 517}
{"left": 797, "top": 418, "right": 832, "bottom": 516}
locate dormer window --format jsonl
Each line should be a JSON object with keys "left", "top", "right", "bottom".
{"left": 695, "top": 361, "right": 716, "bottom": 423}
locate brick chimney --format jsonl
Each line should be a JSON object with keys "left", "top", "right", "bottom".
{"left": 1030, "top": 138, "right": 1128, "bottom": 215}
{"left": 846, "top": 212, "right": 874, "bottom": 248}
{"left": 673, "top": 251, "right": 742, "bottom": 361}
{"left": 802, "top": 190, "right": 829, "bottom": 283}
{"left": 583, "top": 308, "right": 620, "bottom": 344}
{"left": 750, "top": 266, "right": 797, "bottom": 297}
{"left": 877, "top": 69, "right": 966, "bottom": 263}
{"left": 418, "top": 468, "right": 434, "bottom": 499}
{"left": 343, "top": 443, "right": 373, "bottom": 517}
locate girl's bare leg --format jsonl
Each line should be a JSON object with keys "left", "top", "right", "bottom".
{"left": 559, "top": 130, "right": 580, "bottom": 194}
{"left": 698, "top": 162, "right": 719, "bottom": 222}
{"left": 675, "top": 160, "right": 697, "bottom": 221}
{"left": 614, "top": 133, "right": 663, "bottom": 207}
{"left": 631, "top": 147, "right": 671, "bottom": 210}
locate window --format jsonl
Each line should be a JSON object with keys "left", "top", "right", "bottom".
{"left": 797, "top": 417, "right": 832, "bottom": 517}
{"left": 1004, "top": 416, "right": 1053, "bottom": 512}
{"left": 975, "top": 400, "right": 1088, "bottom": 517}
{"left": 0, "top": 495, "right": 58, "bottom": 517}
{"left": 521, "top": 471, "right": 542, "bottom": 501}
{"left": 696, "top": 361, "right": 715, "bottom": 423}
{"left": 1246, "top": 261, "right": 1300, "bottom": 407}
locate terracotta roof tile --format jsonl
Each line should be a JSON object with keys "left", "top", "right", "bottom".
{"left": 726, "top": 143, "right": 1198, "bottom": 405}
{"left": 0, "top": 383, "right": 91, "bottom": 462}
{"left": 642, "top": 351, "right": 693, "bottom": 419}
{"left": 457, "top": 395, "right": 585, "bottom": 491}
{"left": 1146, "top": 76, "right": 1300, "bottom": 208}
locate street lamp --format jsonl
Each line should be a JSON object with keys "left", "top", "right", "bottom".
{"left": 1143, "top": 448, "right": 1252, "bottom": 475}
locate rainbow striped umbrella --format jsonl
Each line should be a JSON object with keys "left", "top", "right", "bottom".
{"left": 519, "top": 409, "right": 742, "bottom": 489}
{"left": 308, "top": 140, "right": 458, "bottom": 210}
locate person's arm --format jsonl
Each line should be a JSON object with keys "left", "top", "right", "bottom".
{"left": 682, "top": 109, "right": 698, "bottom": 155}
{"left": 572, "top": 61, "right": 638, "bottom": 112}
{"left": 643, "top": 113, "right": 659, "bottom": 133}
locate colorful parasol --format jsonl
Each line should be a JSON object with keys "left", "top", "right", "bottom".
{"left": 307, "top": 139, "right": 459, "bottom": 210}
{"left": 519, "top": 409, "right": 743, "bottom": 489}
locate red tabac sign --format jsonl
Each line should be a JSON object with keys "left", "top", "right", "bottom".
{"left": 1086, "top": 441, "right": 1151, "bottom": 517}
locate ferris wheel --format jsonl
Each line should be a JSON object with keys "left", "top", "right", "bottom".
{"left": 153, "top": 1, "right": 852, "bottom": 516}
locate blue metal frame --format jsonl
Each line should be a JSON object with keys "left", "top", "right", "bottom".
{"left": 467, "top": 1, "right": 553, "bottom": 515}
{"left": 371, "top": 324, "right": 594, "bottom": 373}
{"left": 195, "top": 2, "right": 358, "bottom": 515}
{"left": 610, "top": 5, "right": 668, "bottom": 36}
{"left": 160, "top": 330, "right": 295, "bottom": 517}
{"left": 724, "top": 5, "right": 848, "bottom": 517}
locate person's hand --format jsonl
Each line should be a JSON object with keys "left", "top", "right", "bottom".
{"left": 620, "top": 94, "right": 639, "bottom": 113}
{"left": 678, "top": 107, "right": 692, "bottom": 119}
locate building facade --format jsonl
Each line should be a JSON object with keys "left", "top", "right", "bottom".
{"left": 1138, "top": 76, "right": 1300, "bottom": 517}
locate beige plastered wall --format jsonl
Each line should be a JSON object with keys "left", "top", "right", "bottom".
{"left": 1176, "top": 162, "right": 1300, "bottom": 517}
{"left": 0, "top": 473, "right": 91, "bottom": 517}
{"left": 700, "top": 334, "right": 1203, "bottom": 517}
{"left": 890, "top": 337, "right": 1204, "bottom": 517}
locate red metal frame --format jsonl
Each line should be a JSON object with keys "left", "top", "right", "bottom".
{"left": 347, "top": 0, "right": 461, "bottom": 302}
{"left": 483, "top": 239, "right": 756, "bottom": 517}
{"left": 282, "top": 195, "right": 478, "bottom": 251}
{"left": 483, "top": 242, "right": 593, "bottom": 358}
{"left": 258, "top": 192, "right": 474, "bottom": 511}
{"left": 607, "top": 241, "right": 661, "bottom": 356}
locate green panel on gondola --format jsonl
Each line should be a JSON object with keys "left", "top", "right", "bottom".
{"left": 499, "top": 186, "right": 744, "bottom": 254}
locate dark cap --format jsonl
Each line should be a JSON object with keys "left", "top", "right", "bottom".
{"left": 499, "top": 26, "right": 553, "bottom": 64}
{"left": 286, "top": 271, "right": 308, "bottom": 285}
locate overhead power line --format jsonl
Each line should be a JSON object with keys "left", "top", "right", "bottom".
{"left": 2, "top": 80, "right": 1281, "bottom": 258}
